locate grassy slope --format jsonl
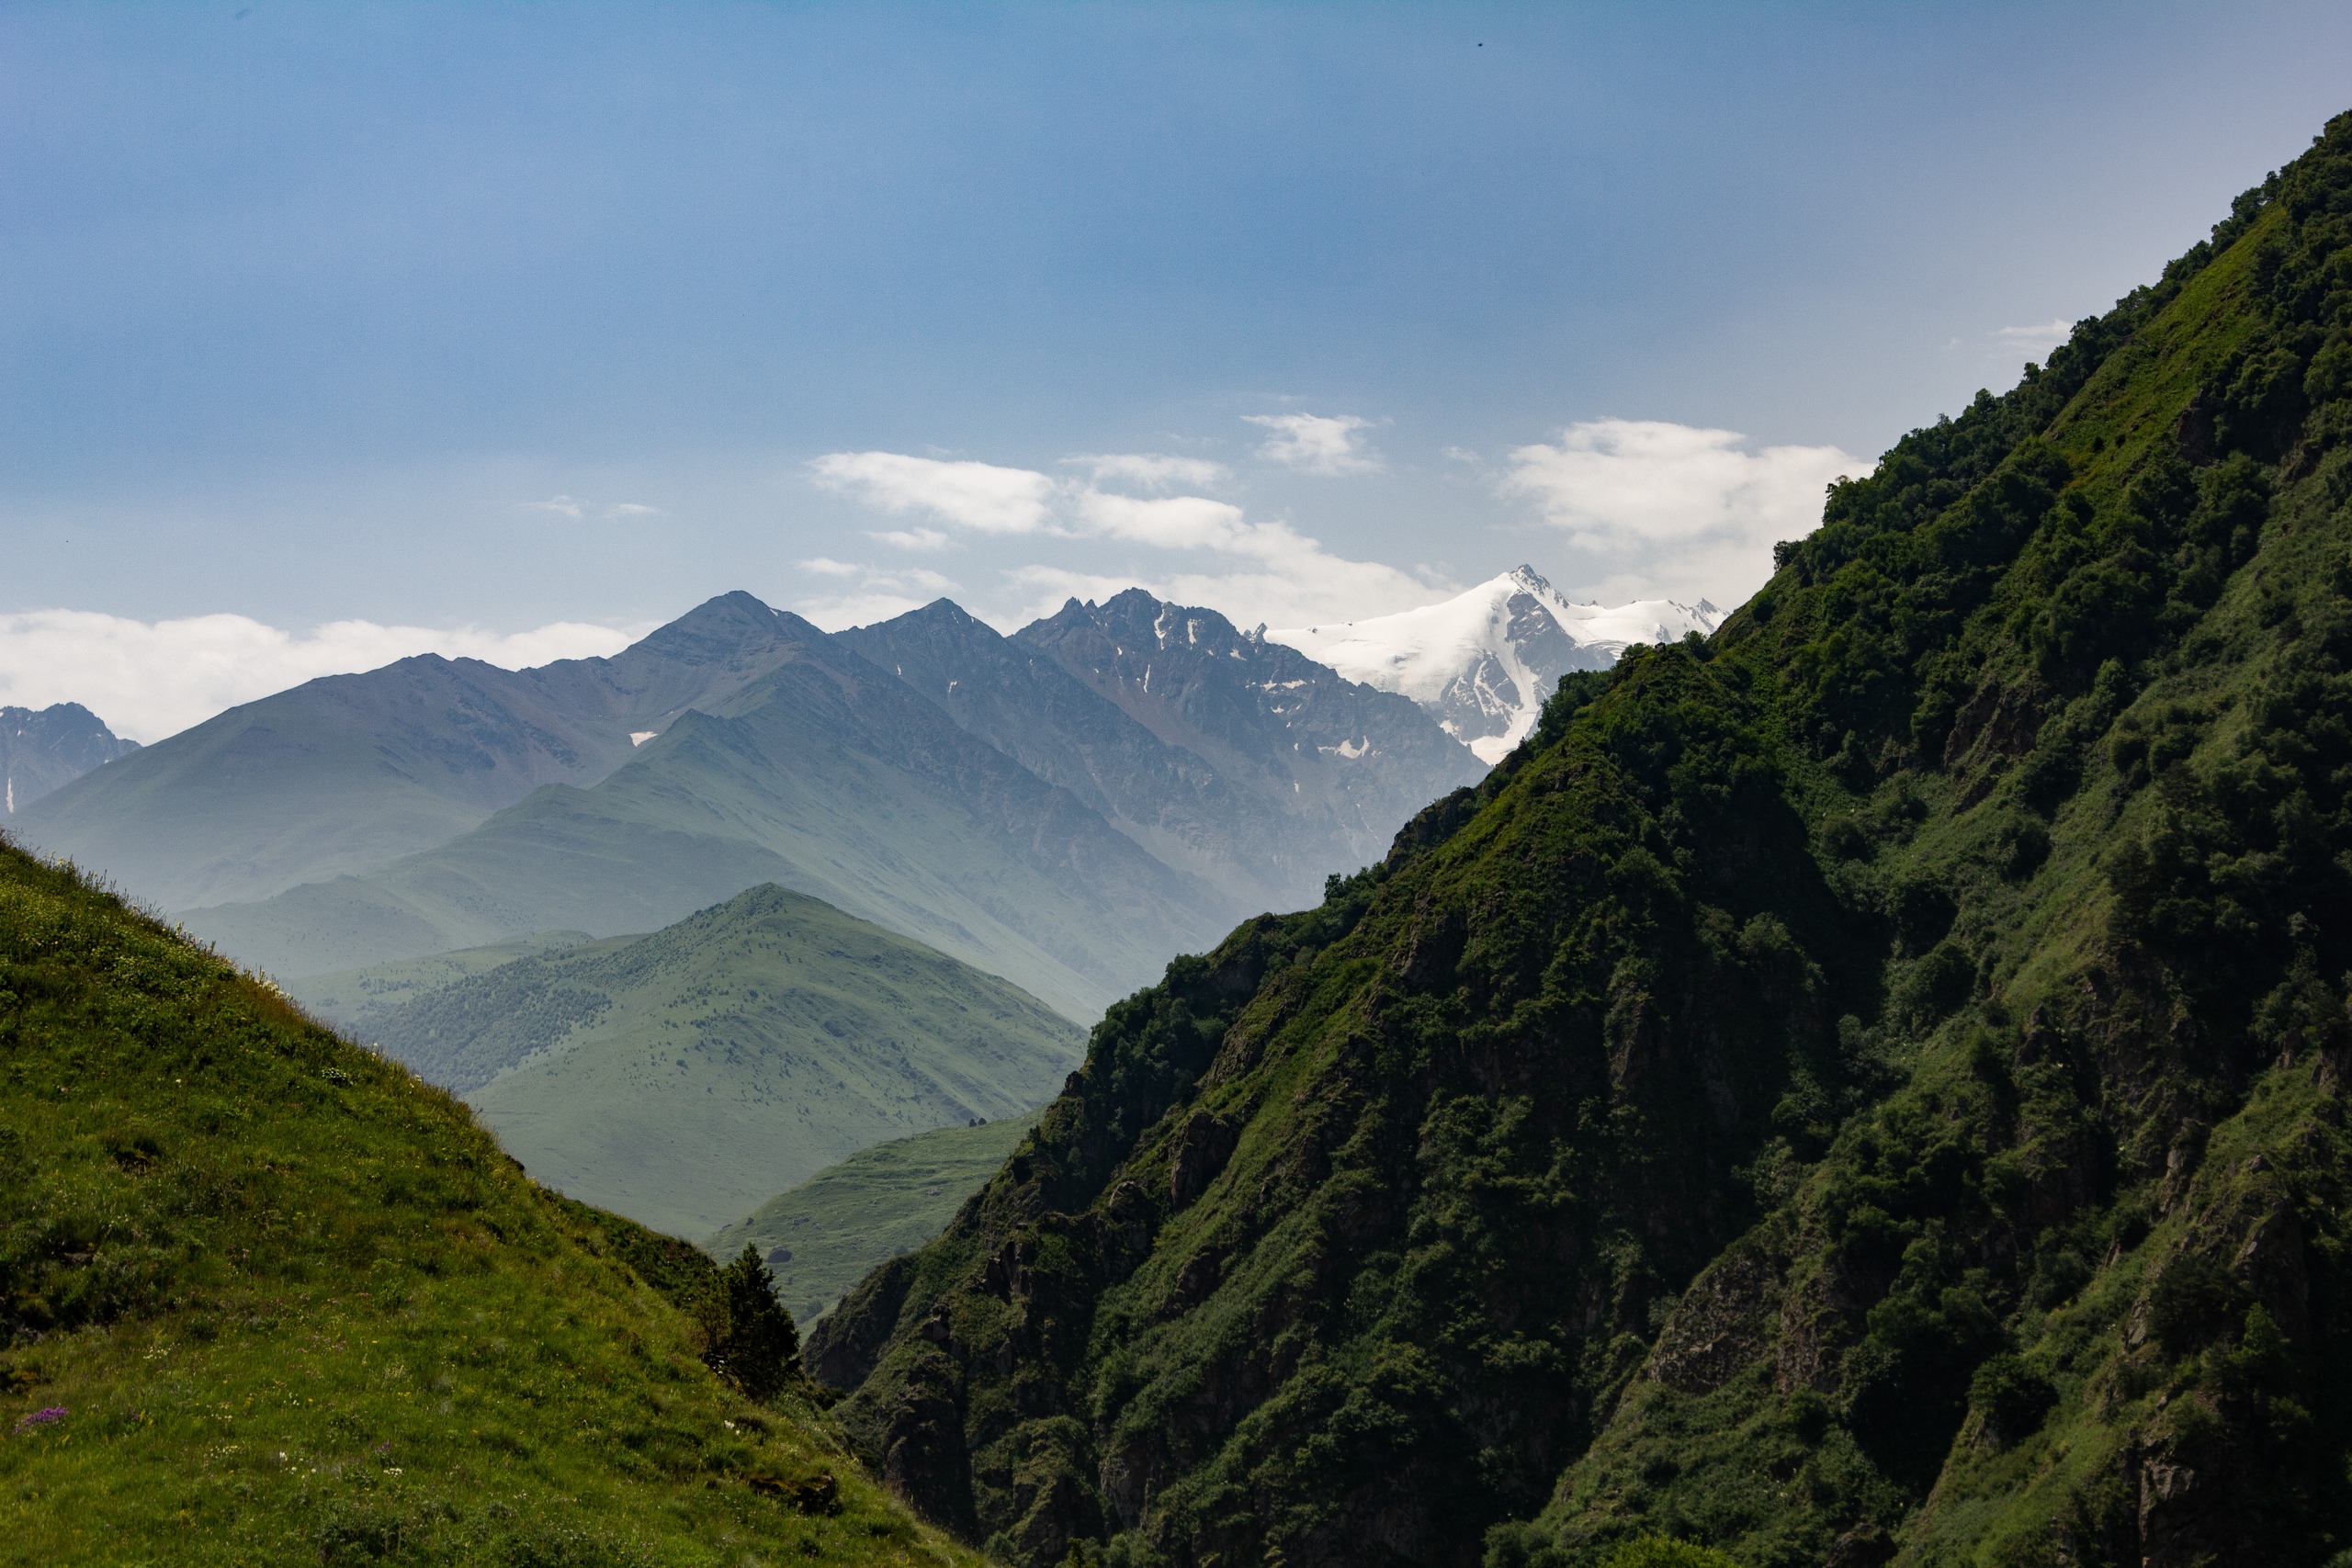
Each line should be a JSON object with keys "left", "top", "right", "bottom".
{"left": 366, "top": 885, "right": 1084, "bottom": 1238}
{"left": 707, "top": 1113, "right": 1044, "bottom": 1326}
{"left": 288, "top": 931, "right": 598, "bottom": 1036}
{"left": 0, "top": 838, "right": 975, "bottom": 1567}
{"left": 809, "top": 116, "right": 2352, "bottom": 1568}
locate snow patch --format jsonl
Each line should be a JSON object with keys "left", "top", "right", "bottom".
{"left": 1269, "top": 566, "right": 1722, "bottom": 761}
{"left": 630, "top": 730, "right": 658, "bottom": 747}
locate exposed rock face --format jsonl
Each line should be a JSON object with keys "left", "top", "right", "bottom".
{"left": 0, "top": 702, "right": 137, "bottom": 818}
{"left": 842, "top": 593, "right": 1484, "bottom": 914}
{"left": 1017, "top": 590, "right": 1486, "bottom": 904}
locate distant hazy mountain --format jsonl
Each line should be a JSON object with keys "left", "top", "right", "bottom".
{"left": 706, "top": 1111, "right": 1043, "bottom": 1327}
{"left": 346, "top": 883, "right": 1085, "bottom": 1237}
{"left": 179, "top": 604, "right": 1236, "bottom": 1019}
{"left": 1269, "top": 566, "right": 1724, "bottom": 761}
{"left": 843, "top": 592, "right": 1482, "bottom": 912}
{"left": 1014, "top": 589, "right": 1485, "bottom": 900}
{"left": 40, "top": 586, "right": 1481, "bottom": 1014}
{"left": 12, "top": 592, "right": 804, "bottom": 909}
{"left": 0, "top": 703, "right": 139, "bottom": 818}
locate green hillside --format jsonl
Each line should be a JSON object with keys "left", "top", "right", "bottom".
{"left": 288, "top": 931, "right": 596, "bottom": 1035}
{"left": 0, "top": 836, "right": 972, "bottom": 1566}
{"left": 708, "top": 1113, "right": 1044, "bottom": 1327}
{"left": 808, "top": 115, "right": 2352, "bottom": 1568}
{"left": 356, "top": 885, "right": 1084, "bottom": 1238}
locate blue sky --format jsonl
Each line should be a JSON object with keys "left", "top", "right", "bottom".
{"left": 6, "top": 2, "right": 2351, "bottom": 738}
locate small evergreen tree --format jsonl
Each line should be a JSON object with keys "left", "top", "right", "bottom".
{"left": 705, "top": 1243, "right": 800, "bottom": 1399}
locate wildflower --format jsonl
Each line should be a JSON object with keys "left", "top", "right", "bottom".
{"left": 13, "top": 1407, "right": 66, "bottom": 1434}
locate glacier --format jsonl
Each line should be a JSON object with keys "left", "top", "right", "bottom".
{"left": 1267, "top": 566, "right": 1722, "bottom": 764}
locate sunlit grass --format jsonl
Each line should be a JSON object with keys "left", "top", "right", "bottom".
{"left": 0, "top": 838, "right": 974, "bottom": 1566}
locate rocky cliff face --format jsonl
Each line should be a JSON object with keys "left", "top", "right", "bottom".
{"left": 845, "top": 595, "right": 1482, "bottom": 914}
{"left": 1016, "top": 589, "right": 1486, "bottom": 908}
{"left": 808, "top": 116, "right": 2352, "bottom": 1568}
{"left": 0, "top": 702, "right": 137, "bottom": 817}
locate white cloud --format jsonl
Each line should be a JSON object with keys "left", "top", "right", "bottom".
{"left": 808, "top": 451, "right": 1055, "bottom": 534}
{"left": 519, "top": 495, "right": 664, "bottom": 522}
{"left": 1073, "top": 491, "right": 1260, "bottom": 553}
{"left": 0, "top": 610, "right": 646, "bottom": 743}
{"left": 799, "top": 557, "right": 862, "bottom": 577}
{"left": 791, "top": 562, "right": 963, "bottom": 632}
{"left": 870, "top": 526, "right": 951, "bottom": 551}
{"left": 795, "top": 592, "right": 933, "bottom": 629}
{"left": 1001, "top": 551, "right": 1438, "bottom": 635}
{"left": 1068, "top": 453, "right": 1228, "bottom": 490}
{"left": 1244, "top": 412, "right": 1382, "bottom": 476}
{"left": 1994, "top": 318, "right": 2073, "bottom": 358}
{"left": 1502, "top": 418, "right": 1863, "bottom": 605}
{"left": 808, "top": 444, "right": 1448, "bottom": 633}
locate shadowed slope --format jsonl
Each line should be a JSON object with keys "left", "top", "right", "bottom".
{"left": 808, "top": 116, "right": 2352, "bottom": 1568}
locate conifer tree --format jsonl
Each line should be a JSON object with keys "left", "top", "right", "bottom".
{"left": 707, "top": 1243, "right": 800, "bottom": 1398}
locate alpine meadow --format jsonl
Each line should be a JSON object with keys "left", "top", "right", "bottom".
{"left": 804, "top": 114, "right": 2352, "bottom": 1568}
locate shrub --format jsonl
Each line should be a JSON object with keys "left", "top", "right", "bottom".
{"left": 1969, "top": 1353, "right": 2056, "bottom": 1448}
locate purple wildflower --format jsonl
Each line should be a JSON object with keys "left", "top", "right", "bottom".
{"left": 13, "top": 1406, "right": 66, "bottom": 1434}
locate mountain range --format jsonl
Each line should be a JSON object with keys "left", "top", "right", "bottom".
{"left": 805, "top": 118, "right": 2352, "bottom": 1568}
{"left": 15, "top": 589, "right": 1482, "bottom": 1021}
{"left": 1269, "top": 566, "right": 1723, "bottom": 762}
{"left": 0, "top": 702, "right": 138, "bottom": 818}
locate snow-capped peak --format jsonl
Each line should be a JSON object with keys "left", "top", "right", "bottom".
{"left": 1265, "top": 567, "right": 1722, "bottom": 764}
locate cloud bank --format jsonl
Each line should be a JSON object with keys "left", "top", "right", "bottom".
{"left": 1244, "top": 412, "right": 1382, "bottom": 475}
{"left": 797, "top": 447, "right": 1440, "bottom": 633}
{"left": 1994, "top": 318, "right": 2074, "bottom": 359}
{"left": 520, "top": 495, "right": 663, "bottom": 521}
{"left": 0, "top": 611, "right": 642, "bottom": 743}
{"left": 1502, "top": 418, "right": 1864, "bottom": 604}
{"left": 809, "top": 452, "right": 1057, "bottom": 534}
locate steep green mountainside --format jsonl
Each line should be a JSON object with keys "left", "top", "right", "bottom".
{"left": 0, "top": 837, "right": 973, "bottom": 1566}
{"left": 1, "top": 703, "right": 139, "bottom": 819}
{"left": 842, "top": 596, "right": 1483, "bottom": 914}
{"left": 179, "top": 614, "right": 1235, "bottom": 1021}
{"left": 15, "top": 592, "right": 805, "bottom": 911}
{"left": 709, "top": 1113, "right": 1046, "bottom": 1328}
{"left": 356, "top": 885, "right": 1083, "bottom": 1239}
{"left": 808, "top": 117, "right": 2352, "bottom": 1568}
